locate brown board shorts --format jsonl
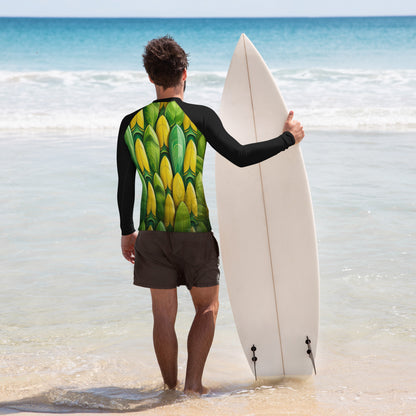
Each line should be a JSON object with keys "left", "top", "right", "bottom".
{"left": 134, "top": 230, "right": 220, "bottom": 290}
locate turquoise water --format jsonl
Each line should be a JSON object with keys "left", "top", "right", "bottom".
{"left": 1, "top": 17, "right": 415, "bottom": 71}
{"left": 1, "top": 16, "right": 415, "bottom": 415}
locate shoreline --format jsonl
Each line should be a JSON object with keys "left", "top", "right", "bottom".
{"left": 1, "top": 341, "right": 415, "bottom": 415}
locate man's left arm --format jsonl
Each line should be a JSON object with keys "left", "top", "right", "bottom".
{"left": 117, "top": 117, "right": 137, "bottom": 263}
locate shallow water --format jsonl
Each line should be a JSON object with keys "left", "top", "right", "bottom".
{"left": 1, "top": 129, "right": 415, "bottom": 415}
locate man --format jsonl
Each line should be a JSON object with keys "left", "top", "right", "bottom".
{"left": 117, "top": 36, "right": 304, "bottom": 395}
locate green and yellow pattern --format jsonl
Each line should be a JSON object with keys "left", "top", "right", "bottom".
{"left": 124, "top": 101, "right": 211, "bottom": 232}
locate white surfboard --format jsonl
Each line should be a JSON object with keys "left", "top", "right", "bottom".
{"left": 215, "top": 34, "right": 319, "bottom": 377}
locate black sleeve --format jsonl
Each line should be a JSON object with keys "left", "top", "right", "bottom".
{"left": 200, "top": 106, "right": 295, "bottom": 167}
{"left": 116, "top": 115, "right": 136, "bottom": 235}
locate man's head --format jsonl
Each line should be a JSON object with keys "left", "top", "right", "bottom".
{"left": 143, "top": 36, "right": 189, "bottom": 90}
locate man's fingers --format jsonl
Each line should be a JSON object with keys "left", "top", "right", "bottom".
{"left": 286, "top": 111, "right": 294, "bottom": 122}
{"left": 122, "top": 249, "right": 135, "bottom": 264}
{"left": 121, "top": 233, "right": 138, "bottom": 264}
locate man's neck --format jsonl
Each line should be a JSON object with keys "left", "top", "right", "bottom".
{"left": 155, "top": 84, "right": 184, "bottom": 101}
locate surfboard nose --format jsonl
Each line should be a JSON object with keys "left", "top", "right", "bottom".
{"left": 238, "top": 33, "right": 249, "bottom": 46}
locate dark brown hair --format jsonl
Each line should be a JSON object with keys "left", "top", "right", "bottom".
{"left": 143, "top": 36, "right": 189, "bottom": 89}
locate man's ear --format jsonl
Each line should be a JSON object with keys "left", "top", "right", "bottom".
{"left": 148, "top": 75, "right": 154, "bottom": 84}
{"left": 182, "top": 69, "right": 187, "bottom": 81}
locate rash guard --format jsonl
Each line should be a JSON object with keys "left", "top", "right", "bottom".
{"left": 117, "top": 97, "right": 295, "bottom": 235}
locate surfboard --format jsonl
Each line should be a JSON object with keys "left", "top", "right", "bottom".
{"left": 215, "top": 34, "right": 319, "bottom": 377}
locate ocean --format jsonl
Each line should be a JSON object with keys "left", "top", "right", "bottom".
{"left": 0, "top": 16, "right": 415, "bottom": 415}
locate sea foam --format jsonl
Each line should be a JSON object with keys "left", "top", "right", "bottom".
{"left": 2, "top": 68, "right": 415, "bottom": 132}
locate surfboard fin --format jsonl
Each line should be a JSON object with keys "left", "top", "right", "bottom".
{"left": 251, "top": 344, "right": 258, "bottom": 380}
{"left": 305, "top": 336, "right": 317, "bottom": 375}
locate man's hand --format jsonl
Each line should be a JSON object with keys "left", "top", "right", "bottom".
{"left": 121, "top": 231, "right": 138, "bottom": 264}
{"left": 283, "top": 111, "right": 305, "bottom": 144}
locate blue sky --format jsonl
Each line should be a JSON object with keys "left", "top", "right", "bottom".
{"left": 1, "top": 0, "right": 415, "bottom": 17}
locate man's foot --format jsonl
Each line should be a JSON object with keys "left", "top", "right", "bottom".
{"left": 184, "top": 385, "right": 210, "bottom": 395}
{"left": 164, "top": 379, "right": 180, "bottom": 391}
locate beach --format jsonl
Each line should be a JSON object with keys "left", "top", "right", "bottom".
{"left": 1, "top": 17, "right": 415, "bottom": 415}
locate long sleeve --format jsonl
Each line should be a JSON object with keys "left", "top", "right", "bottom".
{"left": 176, "top": 100, "right": 296, "bottom": 167}
{"left": 117, "top": 115, "right": 136, "bottom": 235}
{"left": 200, "top": 106, "right": 295, "bottom": 167}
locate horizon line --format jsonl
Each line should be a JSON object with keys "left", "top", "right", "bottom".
{"left": 1, "top": 14, "right": 415, "bottom": 19}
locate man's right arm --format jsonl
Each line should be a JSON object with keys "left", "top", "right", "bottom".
{"left": 197, "top": 105, "right": 303, "bottom": 168}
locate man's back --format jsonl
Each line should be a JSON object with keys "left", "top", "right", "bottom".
{"left": 117, "top": 98, "right": 212, "bottom": 233}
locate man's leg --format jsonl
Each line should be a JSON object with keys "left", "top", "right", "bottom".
{"left": 150, "top": 288, "right": 178, "bottom": 389}
{"left": 184, "top": 285, "right": 219, "bottom": 394}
